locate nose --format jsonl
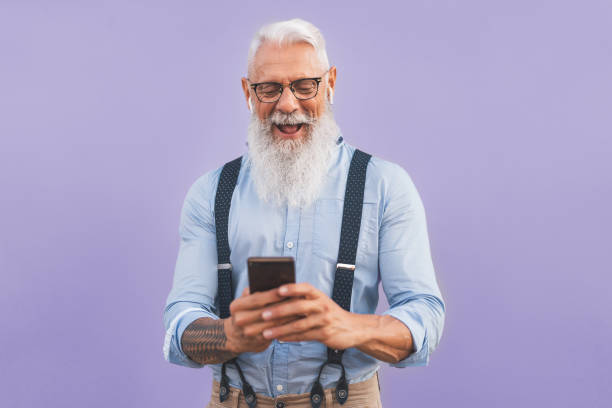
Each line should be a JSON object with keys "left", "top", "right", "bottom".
{"left": 275, "top": 85, "right": 300, "bottom": 114}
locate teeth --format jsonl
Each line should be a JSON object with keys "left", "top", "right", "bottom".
{"left": 276, "top": 124, "right": 302, "bottom": 134}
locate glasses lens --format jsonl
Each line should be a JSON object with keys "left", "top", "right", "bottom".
{"left": 292, "top": 79, "right": 318, "bottom": 99}
{"left": 256, "top": 83, "right": 282, "bottom": 102}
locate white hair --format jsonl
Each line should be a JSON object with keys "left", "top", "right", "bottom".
{"left": 247, "top": 18, "right": 330, "bottom": 77}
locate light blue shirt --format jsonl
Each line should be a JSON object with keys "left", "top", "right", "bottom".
{"left": 163, "top": 138, "right": 445, "bottom": 397}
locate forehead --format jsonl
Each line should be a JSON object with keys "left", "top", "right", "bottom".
{"left": 251, "top": 41, "right": 321, "bottom": 82}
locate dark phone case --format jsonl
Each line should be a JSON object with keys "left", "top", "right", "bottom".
{"left": 247, "top": 257, "right": 296, "bottom": 293}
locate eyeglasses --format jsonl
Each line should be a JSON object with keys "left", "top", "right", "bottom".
{"left": 248, "top": 70, "right": 329, "bottom": 103}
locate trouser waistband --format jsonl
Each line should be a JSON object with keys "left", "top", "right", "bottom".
{"left": 208, "top": 371, "right": 382, "bottom": 408}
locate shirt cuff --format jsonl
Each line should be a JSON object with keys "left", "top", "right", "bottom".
{"left": 382, "top": 308, "right": 429, "bottom": 367}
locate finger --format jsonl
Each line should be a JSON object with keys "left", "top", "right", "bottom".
{"left": 242, "top": 316, "right": 300, "bottom": 337}
{"left": 278, "top": 282, "right": 322, "bottom": 299}
{"left": 234, "top": 301, "right": 299, "bottom": 326}
{"left": 230, "top": 287, "right": 286, "bottom": 313}
{"left": 233, "top": 308, "right": 268, "bottom": 327}
{"left": 262, "top": 298, "right": 324, "bottom": 321}
{"left": 262, "top": 314, "right": 324, "bottom": 339}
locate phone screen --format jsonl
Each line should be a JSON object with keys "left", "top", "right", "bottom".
{"left": 247, "top": 257, "right": 296, "bottom": 293}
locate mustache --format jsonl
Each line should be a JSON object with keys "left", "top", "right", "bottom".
{"left": 266, "top": 110, "right": 316, "bottom": 126}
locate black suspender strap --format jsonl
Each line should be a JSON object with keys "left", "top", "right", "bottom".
{"left": 214, "top": 156, "right": 241, "bottom": 320}
{"left": 333, "top": 149, "right": 371, "bottom": 311}
{"left": 310, "top": 149, "right": 372, "bottom": 408}
{"left": 214, "top": 156, "right": 257, "bottom": 408}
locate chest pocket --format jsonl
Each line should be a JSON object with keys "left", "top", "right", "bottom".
{"left": 312, "top": 198, "right": 379, "bottom": 265}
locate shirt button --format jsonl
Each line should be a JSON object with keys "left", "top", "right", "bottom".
{"left": 286, "top": 241, "right": 294, "bottom": 249}
{"left": 276, "top": 384, "right": 284, "bottom": 391}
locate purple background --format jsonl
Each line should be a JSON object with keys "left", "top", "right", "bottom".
{"left": 1, "top": 1, "right": 611, "bottom": 407}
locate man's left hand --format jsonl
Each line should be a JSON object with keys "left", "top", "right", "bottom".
{"left": 260, "top": 283, "right": 362, "bottom": 350}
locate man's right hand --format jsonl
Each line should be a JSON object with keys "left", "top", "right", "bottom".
{"left": 225, "top": 287, "right": 296, "bottom": 354}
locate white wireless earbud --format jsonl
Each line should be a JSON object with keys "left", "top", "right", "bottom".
{"left": 248, "top": 97, "right": 253, "bottom": 112}
{"left": 328, "top": 89, "right": 334, "bottom": 104}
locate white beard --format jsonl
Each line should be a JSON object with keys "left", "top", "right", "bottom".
{"left": 247, "top": 104, "right": 340, "bottom": 208}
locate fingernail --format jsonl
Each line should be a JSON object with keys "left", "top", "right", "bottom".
{"left": 279, "top": 286, "right": 288, "bottom": 295}
{"left": 263, "top": 329, "right": 273, "bottom": 338}
{"left": 262, "top": 310, "right": 272, "bottom": 320}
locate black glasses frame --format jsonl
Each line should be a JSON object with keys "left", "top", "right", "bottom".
{"left": 248, "top": 71, "right": 329, "bottom": 103}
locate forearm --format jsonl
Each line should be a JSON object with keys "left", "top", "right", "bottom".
{"left": 181, "top": 317, "right": 238, "bottom": 365}
{"left": 351, "top": 314, "right": 414, "bottom": 364}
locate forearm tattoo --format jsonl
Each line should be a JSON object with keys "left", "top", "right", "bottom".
{"left": 181, "top": 318, "right": 237, "bottom": 364}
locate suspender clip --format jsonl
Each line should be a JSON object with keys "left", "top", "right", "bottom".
{"left": 327, "top": 348, "right": 345, "bottom": 364}
{"left": 336, "top": 263, "right": 355, "bottom": 271}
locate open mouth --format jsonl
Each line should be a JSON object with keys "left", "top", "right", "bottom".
{"left": 275, "top": 123, "right": 304, "bottom": 135}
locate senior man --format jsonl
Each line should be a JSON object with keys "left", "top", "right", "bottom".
{"left": 163, "top": 18, "right": 445, "bottom": 408}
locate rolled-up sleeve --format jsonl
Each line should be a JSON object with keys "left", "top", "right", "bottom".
{"left": 162, "top": 171, "right": 222, "bottom": 367}
{"left": 378, "top": 164, "right": 445, "bottom": 367}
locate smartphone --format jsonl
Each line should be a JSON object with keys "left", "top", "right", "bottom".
{"left": 247, "top": 256, "right": 296, "bottom": 293}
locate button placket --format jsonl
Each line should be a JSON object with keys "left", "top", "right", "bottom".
{"left": 279, "top": 209, "right": 297, "bottom": 345}
{"left": 276, "top": 205, "right": 299, "bottom": 397}
{"left": 282, "top": 205, "right": 300, "bottom": 258}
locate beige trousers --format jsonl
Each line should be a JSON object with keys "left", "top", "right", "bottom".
{"left": 206, "top": 372, "right": 382, "bottom": 408}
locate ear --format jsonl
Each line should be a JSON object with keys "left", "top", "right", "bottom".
{"left": 327, "top": 66, "right": 337, "bottom": 102}
{"left": 241, "top": 77, "right": 252, "bottom": 111}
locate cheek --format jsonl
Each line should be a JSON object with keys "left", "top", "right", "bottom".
{"left": 313, "top": 93, "right": 329, "bottom": 117}
{"left": 257, "top": 104, "right": 274, "bottom": 120}
{"left": 302, "top": 100, "right": 323, "bottom": 118}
